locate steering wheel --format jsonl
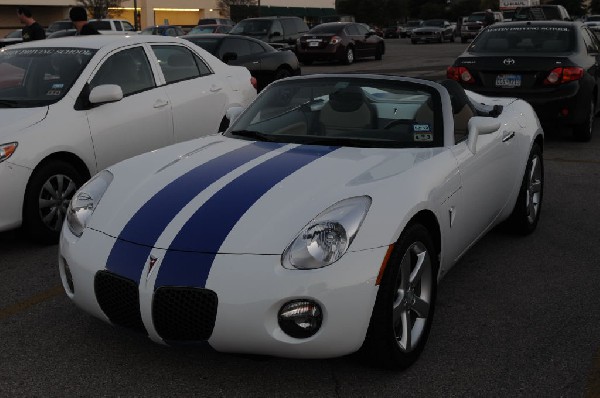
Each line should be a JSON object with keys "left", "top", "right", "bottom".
{"left": 383, "top": 119, "right": 414, "bottom": 130}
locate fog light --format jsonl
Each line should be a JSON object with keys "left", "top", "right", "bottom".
{"left": 278, "top": 300, "right": 322, "bottom": 338}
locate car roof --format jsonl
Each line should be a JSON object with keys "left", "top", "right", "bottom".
{"left": 7, "top": 35, "right": 189, "bottom": 50}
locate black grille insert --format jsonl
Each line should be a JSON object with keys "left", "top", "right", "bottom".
{"left": 94, "top": 271, "right": 146, "bottom": 333}
{"left": 153, "top": 287, "right": 218, "bottom": 341}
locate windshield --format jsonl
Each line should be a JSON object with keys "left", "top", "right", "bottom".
{"left": 423, "top": 20, "right": 444, "bottom": 27}
{"left": 467, "top": 14, "right": 486, "bottom": 23}
{"left": 185, "top": 37, "right": 219, "bottom": 55}
{"left": 0, "top": 47, "right": 95, "bottom": 108}
{"left": 230, "top": 20, "right": 271, "bottom": 35}
{"left": 226, "top": 78, "right": 443, "bottom": 148}
{"left": 469, "top": 25, "right": 575, "bottom": 53}
{"left": 406, "top": 21, "right": 422, "bottom": 27}
{"left": 309, "top": 24, "right": 343, "bottom": 34}
{"left": 189, "top": 26, "right": 218, "bottom": 34}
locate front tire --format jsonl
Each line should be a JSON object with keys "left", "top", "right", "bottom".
{"left": 505, "top": 143, "right": 543, "bottom": 235}
{"left": 572, "top": 98, "right": 595, "bottom": 142}
{"left": 23, "top": 160, "right": 86, "bottom": 243}
{"left": 361, "top": 224, "right": 438, "bottom": 369}
{"left": 342, "top": 47, "right": 354, "bottom": 65}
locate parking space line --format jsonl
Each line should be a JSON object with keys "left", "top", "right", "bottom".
{"left": 0, "top": 285, "right": 63, "bottom": 321}
{"left": 586, "top": 348, "right": 600, "bottom": 398}
{"left": 546, "top": 157, "right": 600, "bottom": 165}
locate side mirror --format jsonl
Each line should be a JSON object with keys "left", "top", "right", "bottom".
{"left": 467, "top": 116, "right": 501, "bottom": 154}
{"left": 89, "top": 84, "right": 123, "bottom": 105}
{"left": 222, "top": 52, "right": 238, "bottom": 64}
{"left": 225, "top": 106, "right": 245, "bottom": 128}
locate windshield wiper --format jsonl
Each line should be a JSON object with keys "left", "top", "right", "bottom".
{"left": 230, "top": 130, "right": 277, "bottom": 142}
{"left": 0, "top": 100, "right": 19, "bottom": 108}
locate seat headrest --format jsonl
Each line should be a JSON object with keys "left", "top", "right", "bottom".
{"left": 328, "top": 87, "right": 366, "bottom": 112}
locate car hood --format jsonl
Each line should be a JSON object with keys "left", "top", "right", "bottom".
{"left": 89, "top": 135, "right": 446, "bottom": 254}
{"left": 0, "top": 107, "right": 48, "bottom": 140}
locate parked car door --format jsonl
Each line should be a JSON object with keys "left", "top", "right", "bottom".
{"left": 354, "top": 23, "right": 375, "bottom": 57}
{"left": 85, "top": 46, "right": 174, "bottom": 171}
{"left": 150, "top": 44, "right": 228, "bottom": 142}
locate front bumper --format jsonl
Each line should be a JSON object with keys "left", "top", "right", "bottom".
{"left": 0, "top": 161, "right": 32, "bottom": 232}
{"left": 60, "top": 227, "right": 386, "bottom": 359}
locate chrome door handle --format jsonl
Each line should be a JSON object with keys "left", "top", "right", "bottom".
{"left": 502, "top": 131, "right": 515, "bottom": 142}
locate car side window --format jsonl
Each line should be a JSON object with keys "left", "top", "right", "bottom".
{"left": 193, "top": 54, "right": 212, "bottom": 76}
{"left": 219, "top": 38, "right": 251, "bottom": 58}
{"left": 582, "top": 28, "right": 599, "bottom": 53}
{"left": 271, "top": 20, "right": 283, "bottom": 37}
{"left": 249, "top": 41, "right": 266, "bottom": 54}
{"left": 346, "top": 24, "right": 360, "bottom": 36}
{"left": 115, "top": 21, "right": 123, "bottom": 31}
{"left": 356, "top": 24, "right": 369, "bottom": 36}
{"left": 122, "top": 21, "right": 135, "bottom": 31}
{"left": 90, "top": 46, "right": 155, "bottom": 97}
{"left": 282, "top": 19, "right": 296, "bottom": 36}
{"left": 151, "top": 45, "right": 202, "bottom": 84}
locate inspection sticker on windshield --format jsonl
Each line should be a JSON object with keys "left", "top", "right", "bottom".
{"left": 52, "top": 83, "right": 64, "bottom": 89}
{"left": 46, "top": 89, "right": 62, "bottom": 96}
{"left": 413, "top": 124, "right": 433, "bottom": 141}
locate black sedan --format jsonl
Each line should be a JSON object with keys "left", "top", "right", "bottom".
{"left": 447, "top": 21, "right": 599, "bottom": 141}
{"left": 411, "top": 19, "right": 455, "bottom": 44}
{"left": 185, "top": 34, "right": 300, "bottom": 92}
{"left": 296, "top": 22, "right": 385, "bottom": 65}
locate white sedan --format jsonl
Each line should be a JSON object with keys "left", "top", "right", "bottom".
{"left": 59, "top": 75, "right": 543, "bottom": 368}
{"left": 0, "top": 35, "right": 256, "bottom": 242}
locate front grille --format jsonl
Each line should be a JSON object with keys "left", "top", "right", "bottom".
{"left": 153, "top": 287, "right": 218, "bottom": 341}
{"left": 94, "top": 271, "right": 146, "bottom": 333}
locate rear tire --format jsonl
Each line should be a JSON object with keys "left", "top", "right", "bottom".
{"left": 342, "top": 47, "right": 354, "bottom": 65}
{"left": 274, "top": 67, "right": 292, "bottom": 81}
{"left": 360, "top": 224, "right": 438, "bottom": 369}
{"left": 375, "top": 44, "right": 383, "bottom": 60}
{"left": 572, "top": 98, "right": 595, "bottom": 142}
{"left": 23, "top": 160, "right": 86, "bottom": 244}
{"left": 505, "top": 143, "right": 543, "bottom": 235}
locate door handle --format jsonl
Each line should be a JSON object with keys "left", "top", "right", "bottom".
{"left": 502, "top": 131, "right": 515, "bottom": 142}
{"left": 153, "top": 99, "right": 169, "bottom": 108}
{"left": 210, "top": 85, "right": 222, "bottom": 92}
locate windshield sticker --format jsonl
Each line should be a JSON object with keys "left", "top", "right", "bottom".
{"left": 413, "top": 124, "right": 431, "bottom": 132}
{"left": 52, "top": 83, "right": 64, "bottom": 89}
{"left": 1, "top": 48, "right": 94, "bottom": 57}
{"left": 487, "top": 26, "right": 570, "bottom": 33}
{"left": 414, "top": 133, "right": 433, "bottom": 142}
{"left": 46, "top": 89, "right": 62, "bottom": 96}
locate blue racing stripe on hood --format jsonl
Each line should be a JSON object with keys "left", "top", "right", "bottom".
{"left": 154, "top": 144, "right": 338, "bottom": 289}
{"left": 106, "top": 142, "right": 283, "bottom": 284}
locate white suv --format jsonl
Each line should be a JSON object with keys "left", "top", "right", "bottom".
{"left": 88, "top": 19, "right": 136, "bottom": 34}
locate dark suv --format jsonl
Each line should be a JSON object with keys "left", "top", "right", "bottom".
{"left": 230, "top": 16, "right": 309, "bottom": 49}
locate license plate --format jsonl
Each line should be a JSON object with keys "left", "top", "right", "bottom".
{"left": 495, "top": 74, "right": 521, "bottom": 88}
{"left": 309, "top": 41, "right": 320, "bottom": 47}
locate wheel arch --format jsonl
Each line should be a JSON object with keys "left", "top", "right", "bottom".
{"left": 25, "top": 151, "right": 92, "bottom": 194}
{"left": 405, "top": 209, "right": 441, "bottom": 265}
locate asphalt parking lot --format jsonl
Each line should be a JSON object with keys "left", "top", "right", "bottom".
{"left": 1, "top": 38, "right": 599, "bottom": 397}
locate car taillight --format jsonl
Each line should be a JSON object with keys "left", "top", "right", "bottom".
{"left": 330, "top": 36, "right": 341, "bottom": 45}
{"left": 250, "top": 76, "right": 257, "bottom": 90}
{"left": 544, "top": 67, "right": 584, "bottom": 85}
{"left": 447, "top": 66, "right": 475, "bottom": 84}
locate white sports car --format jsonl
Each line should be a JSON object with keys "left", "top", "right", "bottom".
{"left": 0, "top": 35, "right": 256, "bottom": 242}
{"left": 59, "top": 75, "right": 544, "bottom": 368}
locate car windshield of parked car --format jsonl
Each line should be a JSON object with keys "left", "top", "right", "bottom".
{"left": 469, "top": 25, "right": 575, "bottom": 53}
{"left": 185, "top": 37, "right": 220, "bottom": 55}
{"left": 226, "top": 78, "right": 442, "bottom": 148}
{"left": 406, "top": 21, "right": 422, "bottom": 27}
{"left": 308, "top": 24, "right": 344, "bottom": 34}
{"left": 467, "top": 14, "right": 485, "bottom": 23}
{"left": 188, "top": 26, "right": 218, "bottom": 34}
{"left": 6, "top": 30, "right": 22, "bottom": 39}
{"left": 0, "top": 47, "right": 95, "bottom": 108}
{"left": 230, "top": 20, "right": 271, "bottom": 35}
{"left": 423, "top": 20, "right": 444, "bottom": 27}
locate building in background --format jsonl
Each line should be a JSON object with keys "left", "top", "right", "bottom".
{"left": 0, "top": 0, "right": 335, "bottom": 36}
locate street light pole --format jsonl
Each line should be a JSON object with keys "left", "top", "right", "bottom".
{"left": 134, "top": 0, "right": 138, "bottom": 31}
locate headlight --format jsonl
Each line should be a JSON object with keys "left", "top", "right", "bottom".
{"left": 0, "top": 142, "right": 18, "bottom": 163}
{"left": 282, "top": 196, "right": 371, "bottom": 270}
{"left": 66, "top": 170, "right": 113, "bottom": 237}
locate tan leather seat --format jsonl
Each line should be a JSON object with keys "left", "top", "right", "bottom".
{"left": 319, "top": 86, "right": 377, "bottom": 132}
